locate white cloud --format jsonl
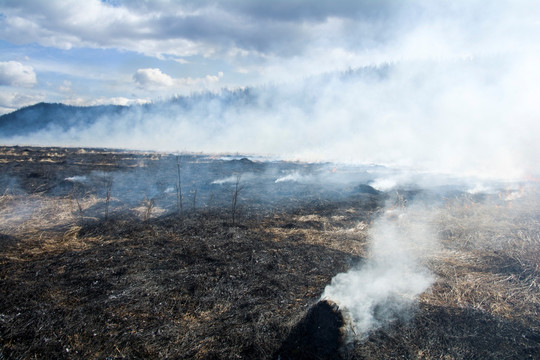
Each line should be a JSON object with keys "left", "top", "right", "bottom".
{"left": 133, "top": 68, "right": 174, "bottom": 88}
{"left": 0, "top": 0, "right": 215, "bottom": 59}
{"left": 63, "top": 95, "right": 151, "bottom": 106}
{"left": 0, "top": 61, "right": 37, "bottom": 87}
{"left": 2, "top": 0, "right": 539, "bottom": 87}
{"left": 58, "top": 80, "right": 72, "bottom": 92}
{"left": 173, "top": 58, "right": 190, "bottom": 64}
{"left": 61, "top": 96, "right": 88, "bottom": 106}
{"left": 91, "top": 97, "right": 151, "bottom": 106}
{"left": 0, "top": 90, "right": 44, "bottom": 114}
{"left": 0, "top": 0, "right": 401, "bottom": 68}
{"left": 133, "top": 68, "right": 223, "bottom": 92}
{"left": 205, "top": 72, "right": 224, "bottom": 82}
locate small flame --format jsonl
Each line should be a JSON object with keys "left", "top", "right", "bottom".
{"left": 498, "top": 185, "right": 525, "bottom": 202}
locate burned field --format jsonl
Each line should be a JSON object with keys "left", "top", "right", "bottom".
{"left": 0, "top": 146, "right": 539, "bottom": 359}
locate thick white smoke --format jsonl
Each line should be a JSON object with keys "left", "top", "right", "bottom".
{"left": 321, "top": 201, "right": 437, "bottom": 337}
{"left": 5, "top": 55, "right": 539, "bottom": 182}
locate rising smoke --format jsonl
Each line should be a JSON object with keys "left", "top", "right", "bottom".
{"left": 322, "top": 198, "right": 438, "bottom": 338}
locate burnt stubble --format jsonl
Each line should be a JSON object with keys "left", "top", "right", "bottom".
{"left": 0, "top": 146, "right": 538, "bottom": 359}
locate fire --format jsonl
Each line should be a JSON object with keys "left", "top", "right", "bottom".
{"left": 498, "top": 185, "right": 525, "bottom": 202}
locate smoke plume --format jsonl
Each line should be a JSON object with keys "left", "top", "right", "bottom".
{"left": 322, "top": 199, "right": 437, "bottom": 337}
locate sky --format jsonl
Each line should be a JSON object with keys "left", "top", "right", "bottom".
{"left": 0, "top": 0, "right": 536, "bottom": 113}
{"left": 1, "top": 0, "right": 540, "bottom": 179}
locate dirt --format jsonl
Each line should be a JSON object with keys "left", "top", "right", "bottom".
{"left": 0, "top": 146, "right": 539, "bottom": 359}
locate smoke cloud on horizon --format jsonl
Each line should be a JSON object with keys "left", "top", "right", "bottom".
{"left": 3, "top": 56, "right": 539, "bottom": 182}
{"left": 1, "top": 1, "right": 539, "bottom": 182}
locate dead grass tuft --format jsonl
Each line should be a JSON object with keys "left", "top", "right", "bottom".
{"left": 423, "top": 187, "right": 540, "bottom": 326}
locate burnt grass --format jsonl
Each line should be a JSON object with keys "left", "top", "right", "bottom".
{"left": 1, "top": 214, "right": 356, "bottom": 359}
{"left": 1, "top": 146, "right": 539, "bottom": 359}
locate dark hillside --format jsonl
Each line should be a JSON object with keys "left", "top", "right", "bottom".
{"left": 0, "top": 65, "right": 392, "bottom": 139}
{"left": 0, "top": 103, "right": 127, "bottom": 136}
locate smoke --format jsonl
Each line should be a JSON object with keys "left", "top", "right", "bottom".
{"left": 2, "top": 2, "right": 539, "bottom": 183}
{"left": 321, "top": 199, "right": 437, "bottom": 338}
{"left": 211, "top": 173, "right": 254, "bottom": 185}
{"left": 3, "top": 55, "right": 539, "bottom": 181}
{"left": 65, "top": 175, "right": 91, "bottom": 184}
{"left": 275, "top": 172, "right": 313, "bottom": 184}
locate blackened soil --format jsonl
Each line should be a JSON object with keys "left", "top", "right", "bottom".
{"left": 353, "top": 304, "right": 540, "bottom": 360}
{"left": 0, "top": 212, "right": 364, "bottom": 360}
{"left": 275, "top": 300, "right": 346, "bottom": 360}
{"left": 1, "top": 146, "right": 539, "bottom": 359}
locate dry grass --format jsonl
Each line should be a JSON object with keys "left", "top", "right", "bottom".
{"left": 0, "top": 193, "right": 370, "bottom": 359}
{"left": 425, "top": 188, "right": 540, "bottom": 324}
{"left": 353, "top": 187, "right": 540, "bottom": 359}
{"left": 0, "top": 146, "right": 539, "bottom": 359}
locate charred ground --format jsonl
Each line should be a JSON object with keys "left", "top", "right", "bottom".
{"left": 0, "top": 146, "right": 539, "bottom": 359}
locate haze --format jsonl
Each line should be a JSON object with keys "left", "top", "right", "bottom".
{"left": 1, "top": 0, "right": 539, "bottom": 180}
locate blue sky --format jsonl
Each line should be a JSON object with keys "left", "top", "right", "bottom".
{"left": 1, "top": 0, "right": 536, "bottom": 115}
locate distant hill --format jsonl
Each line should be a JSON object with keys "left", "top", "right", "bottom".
{"left": 0, "top": 89, "right": 265, "bottom": 137}
{"left": 0, "top": 64, "right": 390, "bottom": 138}
{"left": 0, "top": 103, "right": 128, "bottom": 136}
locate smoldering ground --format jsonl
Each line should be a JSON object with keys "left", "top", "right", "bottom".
{"left": 0, "top": 147, "right": 539, "bottom": 359}
{"left": 321, "top": 194, "right": 438, "bottom": 338}
{"left": 0, "top": 147, "right": 384, "bottom": 226}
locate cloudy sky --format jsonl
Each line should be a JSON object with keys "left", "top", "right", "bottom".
{"left": 0, "top": 0, "right": 537, "bottom": 114}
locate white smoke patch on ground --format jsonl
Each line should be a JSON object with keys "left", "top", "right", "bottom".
{"left": 274, "top": 171, "right": 314, "bottom": 183}
{"left": 64, "top": 175, "right": 88, "bottom": 183}
{"left": 466, "top": 183, "right": 497, "bottom": 195}
{"left": 322, "top": 201, "right": 437, "bottom": 338}
{"left": 211, "top": 173, "right": 256, "bottom": 185}
{"left": 369, "top": 177, "right": 402, "bottom": 192}
{"left": 64, "top": 171, "right": 111, "bottom": 184}
{"left": 211, "top": 176, "right": 237, "bottom": 185}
